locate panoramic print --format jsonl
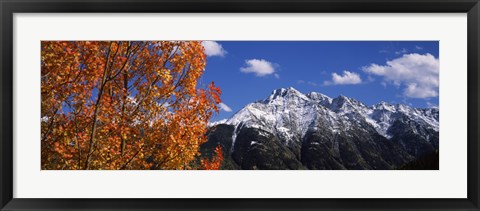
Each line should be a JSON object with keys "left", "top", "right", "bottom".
{"left": 41, "top": 41, "right": 439, "bottom": 170}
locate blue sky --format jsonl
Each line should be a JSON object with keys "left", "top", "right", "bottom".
{"left": 199, "top": 41, "right": 439, "bottom": 122}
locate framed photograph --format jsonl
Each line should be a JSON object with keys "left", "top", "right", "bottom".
{"left": 1, "top": 0, "right": 479, "bottom": 210}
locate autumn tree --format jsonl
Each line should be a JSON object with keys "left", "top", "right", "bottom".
{"left": 200, "top": 145, "right": 224, "bottom": 170}
{"left": 41, "top": 41, "right": 223, "bottom": 170}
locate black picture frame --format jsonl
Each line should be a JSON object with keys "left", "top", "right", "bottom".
{"left": 1, "top": 0, "right": 479, "bottom": 210}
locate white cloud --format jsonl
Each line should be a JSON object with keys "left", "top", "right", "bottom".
{"left": 324, "top": 70, "right": 362, "bottom": 85}
{"left": 363, "top": 53, "right": 439, "bottom": 99}
{"left": 202, "top": 41, "right": 227, "bottom": 57}
{"left": 218, "top": 102, "right": 232, "bottom": 112}
{"left": 395, "top": 48, "right": 408, "bottom": 55}
{"left": 367, "top": 75, "right": 375, "bottom": 82}
{"left": 274, "top": 73, "right": 280, "bottom": 79}
{"left": 415, "top": 46, "right": 424, "bottom": 50}
{"left": 381, "top": 81, "right": 387, "bottom": 87}
{"left": 240, "top": 59, "right": 276, "bottom": 77}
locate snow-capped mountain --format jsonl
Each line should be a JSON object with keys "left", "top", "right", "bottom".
{"left": 214, "top": 87, "right": 438, "bottom": 141}
{"left": 204, "top": 87, "right": 439, "bottom": 170}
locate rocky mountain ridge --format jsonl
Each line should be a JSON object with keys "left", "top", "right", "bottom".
{"left": 203, "top": 87, "right": 439, "bottom": 170}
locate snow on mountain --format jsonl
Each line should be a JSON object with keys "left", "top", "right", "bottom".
{"left": 226, "top": 87, "right": 322, "bottom": 146}
{"left": 306, "top": 92, "right": 332, "bottom": 107}
{"left": 219, "top": 87, "right": 439, "bottom": 142}
{"left": 208, "top": 118, "right": 228, "bottom": 127}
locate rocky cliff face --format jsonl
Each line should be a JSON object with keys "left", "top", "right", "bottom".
{"left": 204, "top": 87, "right": 439, "bottom": 170}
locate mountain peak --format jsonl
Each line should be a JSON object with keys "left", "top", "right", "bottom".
{"left": 307, "top": 91, "right": 332, "bottom": 106}
{"left": 265, "top": 87, "right": 308, "bottom": 102}
{"left": 332, "top": 94, "right": 351, "bottom": 104}
{"left": 373, "top": 101, "right": 396, "bottom": 112}
{"left": 274, "top": 87, "right": 300, "bottom": 94}
{"left": 330, "top": 95, "right": 367, "bottom": 112}
{"left": 307, "top": 91, "right": 330, "bottom": 98}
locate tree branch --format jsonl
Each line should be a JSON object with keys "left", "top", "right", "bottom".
{"left": 84, "top": 41, "right": 113, "bottom": 170}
